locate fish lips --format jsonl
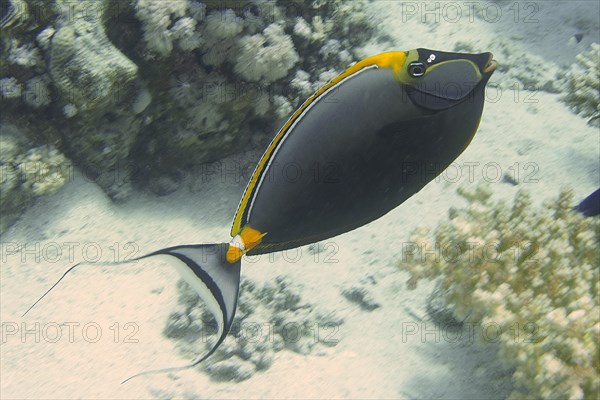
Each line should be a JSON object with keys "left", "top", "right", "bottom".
{"left": 480, "top": 52, "right": 497, "bottom": 79}
{"left": 459, "top": 51, "right": 497, "bottom": 76}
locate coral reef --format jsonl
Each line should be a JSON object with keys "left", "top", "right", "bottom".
{"left": 400, "top": 185, "right": 599, "bottom": 399}
{"left": 562, "top": 43, "right": 600, "bottom": 126}
{"left": 47, "top": 0, "right": 144, "bottom": 200}
{"left": 133, "top": 0, "right": 199, "bottom": 58}
{"left": 49, "top": 0, "right": 139, "bottom": 112}
{"left": 1, "top": 0, "right": 144, "bottom": 203}
{"left": 234, "top": 23, "right": 299, "bottom": 82}
{"left": 0, "top": 0, "right": 377, "bottom": 227}
{"left": 132, "top": 0, "right": 376, "bottom": 181}
{"left": 164, "top": 275, "right": 343, "bottom": 381}
{"left": 1, "top": 1, "right": 50, "bottom": 106}
{"left": 0, "top": 123, "right": 70, "bottom": 231}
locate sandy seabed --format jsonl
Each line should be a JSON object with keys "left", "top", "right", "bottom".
{"left": 1, "top": 1, "right": 599, "bottom": 399}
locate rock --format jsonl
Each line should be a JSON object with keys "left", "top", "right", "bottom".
{"left": 149, "top": 174, "right": 181, "bottom": 196}
{"left": 163, "top": 309, "right": 191, "bottom": 338}
{"left": 205, "top": 357, "right": 256, "bottom": 382}
{"left": 50, "top": 0, "right": 138, "bottom": 112}
{"left": 426, "top": 284, "right": 464, "bottom": 330}
{"left": 165, "top": 275, "right": 346, "bottom": 379}
{"left": 342, "top": 286, "right": 381, "bottom": 311}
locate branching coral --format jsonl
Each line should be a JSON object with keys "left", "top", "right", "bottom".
{"left": 133, "top": 0, "right": 190, "bottom": 58}
{"left": 170, "top": 17, "right": 202, "bottom": 52}
{"left": 0, "top": 0, "right": 378, "bottom": 227}
{"left": 199, "top": 9, "right": 243, "bottom": 67}
{"left": 1, "top": 18, "right": 49, "bottom": 109}
{"left": 0, "top": 123, "right": 70, "bottom": 231}
{"left": 234, "top": 24, "right": 299, "bottom": 82}
{"left": 15, "top": 146, "right": 68, "bottom": 196}
{"left": 563, "top": 43, "right": 600, "bottom": 126}
{"left": 137, "top": 0, "right": 376, "bottom": 178}
{"left": 164, "top": 275, "right": 343, "bottom": 381}
{"left": 400, "top": 185, "right": 599, "bottom": 399}
{"left": 6, "top": 38, "right": 43, "bottom": 68}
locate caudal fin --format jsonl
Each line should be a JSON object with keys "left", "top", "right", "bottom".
{"left": 22, "top": 243, "right": 241, "bottom": 383}
{"left": 122, "top": 243, "right": 241, "bottom": 382}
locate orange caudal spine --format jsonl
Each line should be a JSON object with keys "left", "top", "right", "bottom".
{"left": 226, "top": 226, "right": 267, "bottom": 263}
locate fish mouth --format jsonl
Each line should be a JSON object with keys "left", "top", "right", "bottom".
{"left": 483, "top": 53, "right": 497, "bottom": 74}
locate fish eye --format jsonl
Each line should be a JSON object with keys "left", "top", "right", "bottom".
{"left": 408, "top": 62, "right": 426, "bottom": 78}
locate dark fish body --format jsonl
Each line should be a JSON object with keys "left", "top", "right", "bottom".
{"left": 242, "top": 64, "right": 489, "bottom": 254}
{"left": 24, "top": 48, "right": 497, "bottom": 382}
{"left": 576, "top": 188, "right": 600, "bottom": 217}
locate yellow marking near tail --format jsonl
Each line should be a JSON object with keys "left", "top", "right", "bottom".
{"left": 226, "top": 226, "right": 267, "bottom": 263}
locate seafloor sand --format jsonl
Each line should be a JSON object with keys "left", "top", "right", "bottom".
{"left": 1, "top": 1, "right": 599, "bottom": 399}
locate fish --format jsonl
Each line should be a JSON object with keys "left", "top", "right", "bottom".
{"left": 576, "top": 188, "right": 600, "bottom": 217}
{"left": 23, "top": 48, "right": 497, "bottom": 382}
